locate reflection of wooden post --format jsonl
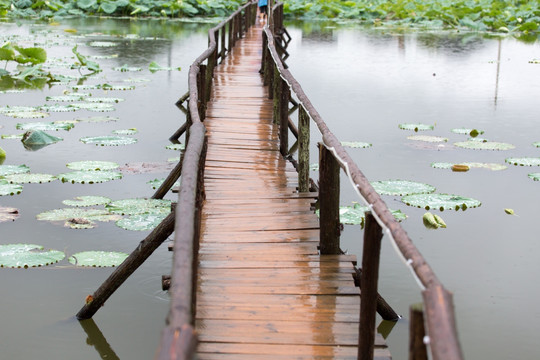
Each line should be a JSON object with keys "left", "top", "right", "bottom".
{"left": 319, "top": 143, "right": 340, "bottom": 254}
{"left": 80, "top": 319, "right": 120, "bottom": 360}
{"left": 298, "top": 106, "right": 310, "bottom": 192}
{"left": 409, "top": 303, "right": 428, "bottom": 360}
{"left": 358, "top": 211, "right": 383, "bottom": 360}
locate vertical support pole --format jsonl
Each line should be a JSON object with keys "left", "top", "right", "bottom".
{"left": 228, "top": 20, "right": 233, "bottom": 50}
{"left": 261, "top": 30, "right": 268, "bottom": 77}
{"left": 318, "top": 143, "right": 340, "bottom": 255}
{"left": 358, "top": 211, "right": 383, "bottom": 360}
{"left": 279, "top": 78, "right": 289, "bottom": 156}
{"left": 409, "top": 303, "right": 429, "bottom": 360}
{"left": 197, "top": 65, "right": 206, "bottom": 121}
{"left": 298, "top": 105, "right": 310, "bottom": 192}
{"left": 272, "top": 64, "right": 280, "bottom": 123}
{"left": 185, "top": 102, "right": 192, "bottom": 144}
{"left": 220, "top": 26, "right": 226, "bottom": 62}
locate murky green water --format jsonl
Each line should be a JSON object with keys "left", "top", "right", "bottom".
{"left": 1, "top": 17, "right": 539, "bottom": 359}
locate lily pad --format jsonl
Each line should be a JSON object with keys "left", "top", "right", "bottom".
{"left": 407, "top": 135, "right": 448, "bottom": 143}
{"left": 533, "top": 142, "right": 540, "bottom": 148}
{"left": 116, "top": 213, "right": 168, "bottom": 231}
{"left": 101, "top": 84, "right": 135, "bottom": 91}
{"left": 166, "top": 143, "right": 185, "bottom": 151}
{"left": 75, "top": 103, "right": 115, "bottom": 112}
{"left": 371, "top": 180, "right": 436, "bottom": 196}
{"left": 431, "top": 162, "right": 507, "bottom": 171}
{"left": 68, "top": 251, "right": 128, "bottom": 267}
{"left": 62, "top": 196, "right": 112, "bottom": 207}
{"left": 0, "top": 164, "right": 30, "bottom": 176}
{"left": 340, "top": 141, "right": 372, "bottom": 148}
{"left": 85, "top": 97, "right": 125, "bottom": 103}
{"left": 39, "top": 104, "right": 78, "bottom": 112}
{"left": 74, "top": 116, "right": 119, "bottom": 123}
{"left": 58, "top": 170, "right": 122, "bottom": 184}
{"left": 113, "top": 64, "right": 142, "bottom": 72}
{"left": 505, "top": 157, "right": 540, "bottom": 166}
{"left": 0, "top": 207, "right": 19, "bottom": 222}
{"left": 46, "top": 94, "right": 88, "bottom": 102}
{"left": 451, "top": 128, "right": 484, "bottom": 136}
{"left": 112, "top": 128, "right": 137, "bottom": 135}
{"left": 149, "top": 61, "right": 181, "bottom": 72}
{"left": 316, "top": 203, "right": 406, "bottom": 225}
{"left": 4, "top": 111, "right": 49, "bottom": 119}
{"left": 528, "top": 173, "right": 540, "bottom": 181}
{"left": 4, "top": 173, "right": 56, "bottom": 184}
{"left": 106, "top": 198, "right": 172, "bottom": 216}
{"left": 402, "top": 193, "right": 481, "bottom": 211}
{"left": 80, "top": 136, "right": 137, "bottom": 146}
{"left": 0, "top": 180, "right": 23, "bottom": 196}
{"left": 0, "top": 244, "right": 65, "bottom": 268}
{"left": 454, "top": 141, "right": 515, "bottom": 150}
{"left": 399, "top": 123, "right": 434, "bottom": 131}
{"left": 16, "top": 121, "right": 74, "bottom": 131}
{"left": 147, "top": 178, "right": 180, "bottom": 190}
{"left": 37, "top": 208, "right": 122, "bottom": 228}
{"left": 66, "top": 160, "right": 119, "bottom": 171}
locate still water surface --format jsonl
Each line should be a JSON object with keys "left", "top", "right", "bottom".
{"left": 0, "top": 17, "right": 539, "bottom": 359}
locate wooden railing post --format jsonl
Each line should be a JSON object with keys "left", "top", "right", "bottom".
{"left": 272, "top": 64, "right": 281, "bottom": 123}
{"left": 358, "top": 211, "right": 383, "bottom": 360}
{"left": 279, "top": 78, "right": 289, "bottom": 156}
{"left": 197, "top": 65, "right": 206, "bottom": 121}
{"left": 409, "top": 303, "right": 428, "bottom": 360}
{"left": 298, "top": 105, "right": 310, "bottom": 192}
{"left": 220, "top": 26, "right": 226, "bottom": 62}
{"left": 318, "top": 143, "right": 340, "bottom": 255}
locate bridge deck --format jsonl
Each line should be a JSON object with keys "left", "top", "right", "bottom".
{"left": 195, "top": 24, "right": 391, "bottom": 360}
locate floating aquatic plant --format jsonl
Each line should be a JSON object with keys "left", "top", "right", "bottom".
{"left": 113, "top": 64, "right": 142, "bottom": 72}
{"left": 119, "top": 161, "right": 175, "bottom": 174}
{"left": 80, "top": 135, "right": 137, "bottom": 146}
{"left": 36, "top": 207, "right": 122, "bottom": 229}
{"left": 165, "top": 143, "right": 185, "bottom": 151}
{"left": 74, "top": 102, "right": 115, "bottom": 112}
{"left": 149, "top": 61, "right": 181, "bottom": 73}
{"left": 106, "top": 198, "right": 172, "bottom": 216}
{"left": 0, "top": 206, "right": 19, "bottom": 222}
{"left": 505, "top": 157, "right": 540, "bottom": 166}
{"left": 423, "top": 212, "right": 447, "bottom": 229}
{"left": 68, "top": 251, "right": 128, "bottom": 267}
{"left": 4, "top": 173, "right": 56, "bottom": 184}
{"left": 402, "top": 193, "right": 481, "bottom": 211}
{"left": 528, "top": 173, "right": 540, "bottom": 181}
{"left": 88, "top": 41, "right": 118, "bottom": 47}
{"left": 101, "top": 84, "right": 135, "bottom": 91}
{"left": 62, "top": 195, "right": 112, "bottom": 207}
{"left": 116, "top": 213, "right": 167, "bottom": 231}
{"left": 451, "top": 128, "right": 484, "bottom": 136}
{"left": 399, "top": 123, "right": 434, "bottom": 131}
{"left": 57, "top": 170, "right": 123, "bottom": 184}
{"left": 533, "top": 142, "right": 540, "bottom": 148}
{"left": 74, "top": 116, "right": 119, "bottom": 123}
{"left": 66, "top": 160, "right": 119, "bottom": 171}
{"left": 407, "top": 135, "right": 448, "bottom": 143}
{"left": 371, "top": 180, "right": 436, "bottom": 196}
{"left": 21, "top": 130, "right": 63, "bottom": 150}
{"left": 85, "top": 97, "right": 124, "bottom": 103}
{"left": 0, "top": 164, "right": 30, "bottom": 176}
{"left": 316, "top": 203, "right": 406, "bottom": 225}
{"left": 147, "top": 178, "right": 180, "bottom": 190}
{"left": 16, "top": 121, "right": 74, "bottom": 131}
{"left": 112, "top": 128, "right": 137, "bottom": 135}
{"left": 3, "top": 110, "right": 49, "bottom": 119}
{"left": 0, "top": 244, "right": 65, "bottom": 268}
{"left": 46, "top": 94, "right": 88, "bottom": 102}
{"left": 431, "top": 162, "right": 507, "bottom": 171}
{"left": 0, "top": 180, "right": 23, "bottom": 196}
{"left": 340, "top": 141, "right": 372, "bottom": 148}
{"left": 454, "top": 141, "right": 515, "bottom": 150}
{"left": 39, "top": 103, "right": 78, "bottom": 112}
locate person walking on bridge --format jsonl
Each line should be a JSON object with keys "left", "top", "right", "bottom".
{"left": 258, "top": 0, "right": 268, "bottom": 23}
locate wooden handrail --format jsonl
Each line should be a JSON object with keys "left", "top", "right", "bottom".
{"left": 263, "top": 3, "right": 463, "bottom": 359}
{"left": 155, "top": 2, "right": 257, "bottom": 359}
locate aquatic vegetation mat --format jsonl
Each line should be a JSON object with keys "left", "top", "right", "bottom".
{"left": 0, "top": 244, "right": 64, "bottom": 268}
{"left": 371, "top": 180, "right": 436, "bottom": 196}
{"left": 402, "top": 193, "right": 481, "bottom": 211}
{"left": 147, "top": 178, "right": 180, "bottom": 190}
{"left": 68, "top": 251, "right": 128, "bottom": 267}
{"left": 451, "top": 128, "right": 484, "bottom": 136}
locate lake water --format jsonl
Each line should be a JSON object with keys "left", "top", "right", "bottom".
{"left": 1, "top": 17, "right": 539, "bottom": 359}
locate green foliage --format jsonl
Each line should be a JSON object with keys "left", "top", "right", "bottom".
{"left": 0, "top": 244, "right": 64, "bottom": 268}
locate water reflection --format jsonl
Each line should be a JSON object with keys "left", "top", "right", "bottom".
{"left": 80, "top": 319, "right": 120, "bottom": 360}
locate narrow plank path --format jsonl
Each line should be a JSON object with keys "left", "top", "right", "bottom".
{"left": 195, "top": 24, "right": 391, "bottom": 360}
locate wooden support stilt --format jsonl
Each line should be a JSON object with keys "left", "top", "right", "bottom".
{"left": 76, "top": 207, "right": 176, "bottom": 320}
{"left": 152, "top": 155, "right": 183, "bottom": 199}
{"left": 319, "top": 143, "right": 341, "bottom": 255}
{"left": 354, "top": 267, "right": 400, "bottom": 321}
{"left": 169, "top": 122, "right": 187, "bottom": 143}
{"left": 409, "top": 303, "right": 429, "bottom": 360}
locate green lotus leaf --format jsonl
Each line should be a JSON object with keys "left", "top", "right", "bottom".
{"left": 4, "top": 111, "right": 49, "bottom": 119}
{"left": 88, "top": 41, "right": 118, "bottom": 47}
{"left": 0, "top": 206, "right": 18, "bottom": 223}
{"left": 5, "top": 173, "right": 56, "bottom": 184}
{"left": 0, "top": 106, "right": 37, "bottom": 114}
{"left": 16, "top": 121, "right": 74, "bottom": 131}
{"left": 1, "top": 134, "right": 24, "bottom": 140}
{"left": 0, "top": 244, "right": 64, "bottom": 268}
{"left": 68, "top": 251, "right": 128, "bottom": 267}
{"left": 75, "top": 103, "right": 115, "bottom": 112}
{"left": 316, "top": 203, "right": 406, "bottom": 225}
{"left": 86, "top": 97, "right": 125, "bottom": 103}
{"left": 71, "top": 84, "right": 101, "bottom": 90}
{"left": 66, "top": 160, "right": 119, "bottom": 171}
{"left": 46, "top": 94, "right": 88, "bottom": 102}
{"left": 13, "top": 46, "right": 47, "bottom": 65}
{"left": 58, "top": 170, "right": 122, "bottom": 184}
{"left": 431, "top": 162, "right": 507, "bottom": 171}
{"left": 0, "top": 164, "right": 30, "bottom": 176}
{"left": 310, "top": 163, "right": 319, "bottom": 171}
{"left": 402, "top": 193, "right": 481, "bottom": 211}
{"left": 123, "top": 77, "right": 150, "bottom": 83}
{"left": 451, "top": 128, "right": 484, "bottom": 136}
{"left": 112, "top": 128, "right": 137, "bottom": 135}
{"left": 165, "top": 143, "right": 185, "bottom": 151}
{"left": 39, "top": 104, "right": 78, "bottom": 112}
{"left": 505, "top": 157, "right": 540, "bottom": 166}
{"left": 533, "top": 142, "right": 540, "bottom": 148}
{"left": 74, "top": 116, "right": 119, "bottom": 123}
{"left": 454, "top": 141, "right": 515, "bottom": 150}
{"left": 106, "top": 198, "right": 172, "bottom": 216}
{"left": 0, "top": 180, "right": 23, "bottom": 196}
{"left": 64, "top": 218, "right": 96, "bottom": 229}
{"left": 340, "top": 141, "right": 372, "bottom": 148}
{"left": 21, "top": 130, "right": 63, "bottom": 149}
{"left": 62, "top": 195, "right": 112, "bottom": 207}
{"left": 116, "top": 213, "right": 167, "bottom": 231}
{"left": 147, "top": 178, "right": 180, "bottom": 190}
{"left": 113, "top": 64, "right": 142, "bottom": 72}
{"left": 407, "top": 135, "right": 448, "bottom": 143}
{"left": 398, "top": 123, "right": 434, "bottom": 131}
{"left": 80, "top": 136, "right": 137, "bottom": 146}
{"left": 101, "top": 84, "right": 135, "bottom": 91}
{"left": 148, "top": 61, "right": 181, "bottom": 73}
{"left": 528, "top": 173, "right": 540, "bottom": 181}
{"left": 371, "top": 180, "right": 436, "bottom": 196}
{"left": 36, "top": 208, "right": 122, "bottom": 227}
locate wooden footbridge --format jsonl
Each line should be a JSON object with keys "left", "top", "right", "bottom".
{"left": 75, "top": 2, "right": 464, "bottom": 359}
